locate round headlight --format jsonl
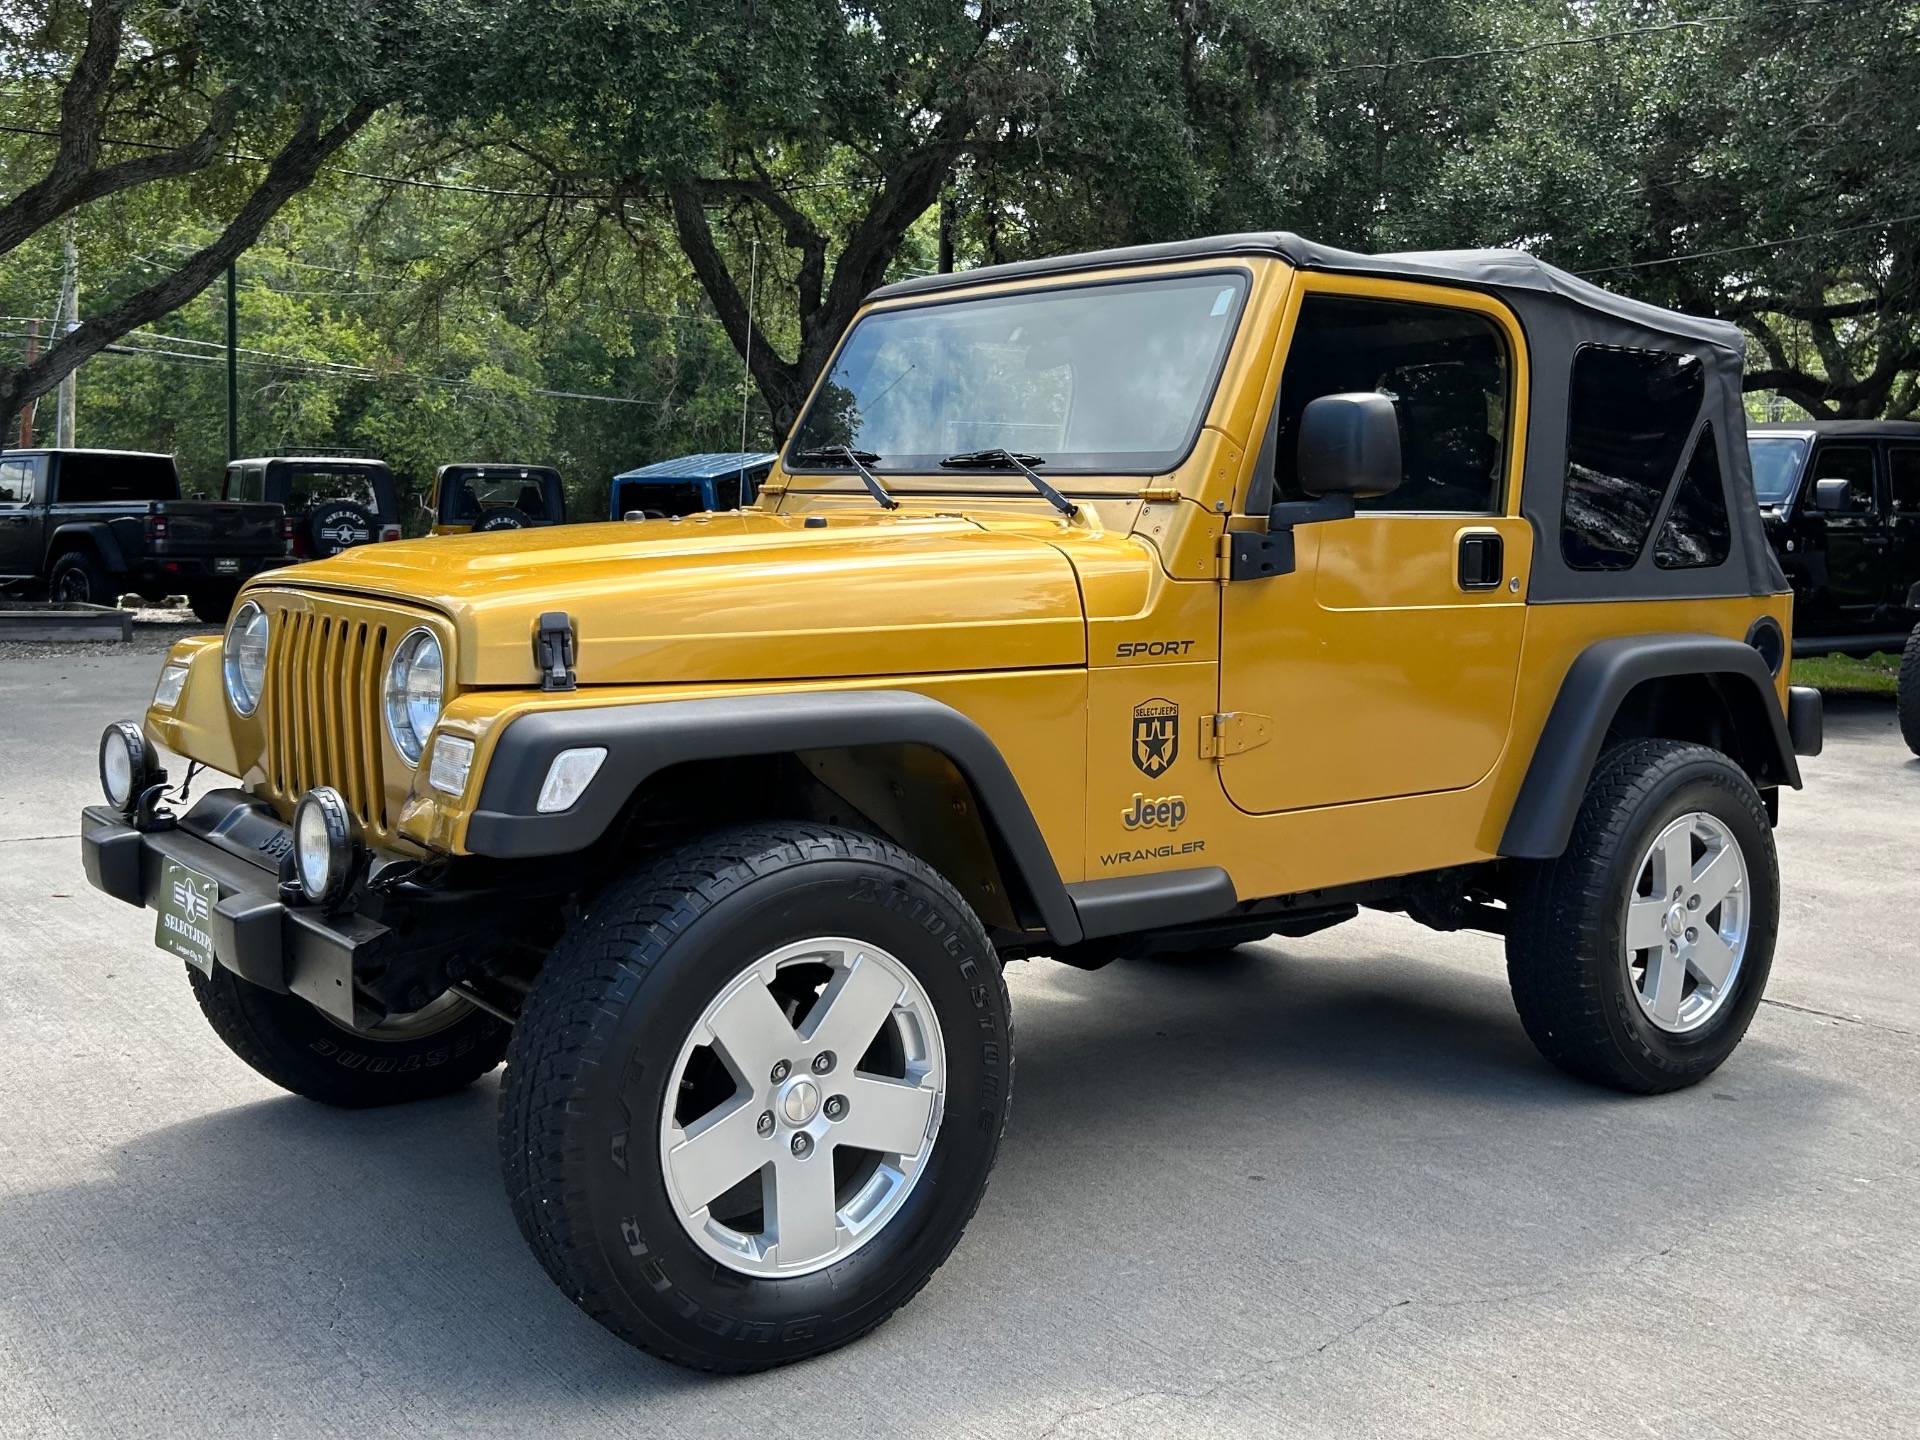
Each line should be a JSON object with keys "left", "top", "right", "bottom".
{"left": 99, "top": 721, "right": 159, "bottom": 814}
{"left": 293, "top": 787, "right": 356, "bottom": 906}
{"left": 223, "top": 600, "right": 269, "bottom": 717}
{"left": 384, "top": 628, "right": 444, "bottom": 765}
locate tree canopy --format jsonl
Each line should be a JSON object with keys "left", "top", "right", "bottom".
{"left": 3, "top": 0, "right": 1915, "bottom": 506}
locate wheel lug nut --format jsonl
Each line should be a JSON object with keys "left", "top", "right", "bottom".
{"left": 1669, "top": 939, "right": 1679, "bottom": 953}
{"left": 1674, "top": 886, "right": 1684, "bottom": 900}
{"left": 756, "top": 1110, "right": 775, "bottom": 1137}
{"left": 1685, "top": 927, "right": 1698, "bottom": 943}
{"left": 812, "top": 1051, "right": 835, "bottom": 1075}
{"left": 790, "top": 1133, "right": 813, "bottom": 1158}
{"left": 824, "top": 1095, "right": 847, "bottom": 1121}
{"left": 770, "top": 1059, "right": 791, "bottom": 1084}
{"left": 1687, "top": 895, "right": 1701, "bottom": 910}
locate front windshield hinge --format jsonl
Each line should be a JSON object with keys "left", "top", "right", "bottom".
{"left": 1140, "top": 484, "right": 1182, "bottom": 503}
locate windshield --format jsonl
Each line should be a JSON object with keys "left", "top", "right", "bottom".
{"left": 1748, "top": 436, "right": 1809, "bottom": 505}
{"left": 787, "top": 271, "right": 1250, "bottom": 476}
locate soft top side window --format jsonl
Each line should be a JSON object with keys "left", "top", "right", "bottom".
{"left": 1653, "top": 423, "right": 1731, "bottom": 570}
{"left": 1561, "top": 345, "right": 1704, "bottom": 570}
{"left": 1271, "top": 293, "right": 1510, "bottom": 514}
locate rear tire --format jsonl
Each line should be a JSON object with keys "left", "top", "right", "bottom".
{"left": 499, "top": 823, "right": 1012, "bottom": 1372}
{"left": 188, "top": 964, "right": 509, "bottom": 1107}
{"left": 49, "top": 549, "right": 118, "bottom": 607}
{"left": 1506, "top": 739, "right": 1778, "bottom": 1094}
{"left": 1898, "top": 626, "right": 1920, "bottom": 757}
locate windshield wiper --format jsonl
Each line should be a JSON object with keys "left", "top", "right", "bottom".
{"left": 788, "top": 445, "right": 899, "bottom": 510}
{"left": 939, "top": 448, "right": 1077, "bottom": 517}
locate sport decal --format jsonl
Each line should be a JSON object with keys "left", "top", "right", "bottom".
{"left": 1131, "top": 697, "right": 1179, "bottom": 778}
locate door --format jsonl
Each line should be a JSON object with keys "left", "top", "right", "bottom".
{"left": 1887, "top": 444, "right": 1920, "bottom": 613}
{"left": 1802, "top": 441, "right": 1886, "bottom": 624}
{"left": 0, "top": 456, "right": 45, "bottom": 577}
{"left": 1220, "top": 283, "right": 1530, "bottom": 814}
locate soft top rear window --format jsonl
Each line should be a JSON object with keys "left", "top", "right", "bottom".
{"left": 55, "top": 453, "right": 178, "bottom": 503}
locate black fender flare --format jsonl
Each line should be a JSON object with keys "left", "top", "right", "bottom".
{"left": 49, "top": 521, "right": 127, "bottom": 575}
{"left": 1499, "top": 633, "right": 1800, "bottom": 860}
{"left": 468, "top": 689, "right": 1086, "bottom": 944}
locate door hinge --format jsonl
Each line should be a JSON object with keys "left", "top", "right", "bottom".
{"left": 1199, "top": 711, "right": 1271, "bottom": 759}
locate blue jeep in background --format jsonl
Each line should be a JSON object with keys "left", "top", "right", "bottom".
{"left": 609, "top": 451, "right": 776, "bottom": 519}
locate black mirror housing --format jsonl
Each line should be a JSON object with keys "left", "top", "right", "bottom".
{"left": 1297, "top": 392, "right": 1403, "bottom": 499}
{"left": 1811, "top": 477, "right": 1852, "bottom": 512}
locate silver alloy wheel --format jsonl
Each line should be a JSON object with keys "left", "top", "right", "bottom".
{"left": 319, "top": 989, "right": 474, "bottom": 1041}
{"left": 659, "top": 936, "right": 946, "bottom": 1279}
{"left": 1623, "top": 810, "right": 1750, "bottom": 1033}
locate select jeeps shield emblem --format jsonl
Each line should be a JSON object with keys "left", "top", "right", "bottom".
{"left": 1132, "top": 698, "right": 1179, "bottom": 777}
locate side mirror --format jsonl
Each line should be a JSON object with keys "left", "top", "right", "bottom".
{"left": 1298, "top": 392, "right": 1402, "bottom": 500}
{"left": 1812, "top": 478, "right": 1852, "bottom": 512}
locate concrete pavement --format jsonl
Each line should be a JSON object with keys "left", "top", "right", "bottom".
{"left": 1, "top": 639, "right": 1915, "bottom": 1438}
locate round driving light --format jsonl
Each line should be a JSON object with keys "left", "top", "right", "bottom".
{"left": 293, "top": 787, "right": 356, "bottom": 906}
{"left": 383, "top": 628, "right": 444, "bottom": 766}
{"left": 223, "top": 600, "right": 269, "bottom": 717}
{"left": 98, "top": 721, "right": 158, "bottom": 814}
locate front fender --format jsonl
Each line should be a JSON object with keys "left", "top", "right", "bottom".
{"left": 467, "top": 689, "right": 1083, "bottom": 944}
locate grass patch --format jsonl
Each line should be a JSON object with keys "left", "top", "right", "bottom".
{"left": 1791, "top": 650, "right": 1903, "bottom": 697}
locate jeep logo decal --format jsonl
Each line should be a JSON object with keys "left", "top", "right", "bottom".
{"left": 1121, "top": 793, "right": 1186, "bottom": 830}
{"left": 1132, "top": 698, "right": 1178, "bottom": 777}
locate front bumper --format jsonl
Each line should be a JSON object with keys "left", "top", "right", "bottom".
{"left": 80, "top": 789, "right": 384, "bottom": 1025}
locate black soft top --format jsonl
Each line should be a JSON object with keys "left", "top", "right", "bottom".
{"left": 871, "top": 232, "right": 1781, "bottom": 603}
{"left": 1750, "top": 420, "right": 1920, "bottom": 438}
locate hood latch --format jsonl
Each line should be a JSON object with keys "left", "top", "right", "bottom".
{"left": 534, "top": 611, "right": 577, "bottom": 692}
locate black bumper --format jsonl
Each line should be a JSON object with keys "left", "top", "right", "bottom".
{"left": 126, "top": 554, "right": 289, "bottom": 586}
{"left": 80, "top": 790, "right": 384, "bottom": 1025}
{"left": 1787, "top": 684, "right": 1824, "bottom": 758}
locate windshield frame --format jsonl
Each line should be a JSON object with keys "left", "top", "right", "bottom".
{"left": 781, "top": 264, "right": 1255, "bottom": 488}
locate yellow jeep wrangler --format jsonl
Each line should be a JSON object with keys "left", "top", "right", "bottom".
{"left": 82, "top": 233, "right": 1823, "bottom": 1372}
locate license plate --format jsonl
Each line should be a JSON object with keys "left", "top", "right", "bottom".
{"left": 213, "top": 558, "right": 240, "bottom": 575}
{"left": 154, "top": 858, "right": 218, "bottom": 975}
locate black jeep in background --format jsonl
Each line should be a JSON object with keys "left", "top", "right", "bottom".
{"left": 1750, "top": 420, "right": 1920, "bottom": 656}
{"left": 0, "top": 449, "right": 288, "bottom": 621}
{"left": 223, "top": 455, "right": 402, "bottom": 559}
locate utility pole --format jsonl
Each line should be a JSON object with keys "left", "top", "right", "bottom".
{"left": 54, "top": 214, "right": 79, "bottom": 447}
{"left": 226, "top": 262, "right": 239, "bottom": 462}
{"left": 17, "top": 319, "right": 38, "bottom": 447}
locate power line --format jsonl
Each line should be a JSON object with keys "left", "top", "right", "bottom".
{"left": 1325, "top": 1, "right": 1845, "bottom": 77}
{"left": 1573, "top": 210, "right": 1920, "bottom": 275}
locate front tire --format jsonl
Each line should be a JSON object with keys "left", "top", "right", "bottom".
{"left": 188, "top": 964, "right": 509, "bottom": 1107}
{"left": 499, "top": 824, "right": 1013, "bottom": 1372}
{"left": 1506, "top": 739, "right": 1778, "bottom": 1094}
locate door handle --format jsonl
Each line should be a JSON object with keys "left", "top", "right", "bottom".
{"left": 1458, "top": 531, "right": 1504, "bottom": 590}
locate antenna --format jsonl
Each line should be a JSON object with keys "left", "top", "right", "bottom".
{"left": 741, "top": 236, "right": 758, "bottom": 452}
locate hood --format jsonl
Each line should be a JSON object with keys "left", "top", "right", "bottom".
{"left": 274, "top": 510, "right": 1089, "bottom": 686}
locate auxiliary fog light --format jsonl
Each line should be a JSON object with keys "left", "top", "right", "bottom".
{"left": 536, "top": 746, "right": 608, "bottom": 813}
{"left": 429, "top": 734, "right": 475, "bottom": 796}
{"left": 293, "top": 786, "right": 358, "bottom": 907}
{"left": 99, "top": 721, "right": 162, "bottom": 815}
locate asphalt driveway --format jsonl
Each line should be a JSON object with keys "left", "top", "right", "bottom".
{"left": 1, "top": 639, "right": 1914, "bottom": 1438}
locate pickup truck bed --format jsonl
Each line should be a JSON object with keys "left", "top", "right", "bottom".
{"left": 1, "top": 449, "right": 289, "bottom": 619}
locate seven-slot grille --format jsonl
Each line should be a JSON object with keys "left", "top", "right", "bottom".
{"left": 263, "top": 605, "right": 393, "bottom": 837}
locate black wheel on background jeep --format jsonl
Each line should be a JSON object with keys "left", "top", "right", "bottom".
{"left": 499, "top": 823, "right": 1013, "bottom": 1372}
{"left": 49, "top": 548, "right": 117, "bottom": 606}
{"left": 187, "top": 585, "right": 237, "bottom": 624}
{"left": 1505, "top": 738, "right": 1779, "bottom": 1094}
{"left": 187, "top": 963, "right": 509, "bottom": 1107}
{"left": 1898, "top": 626, "right": 1920, "bottom": 756}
